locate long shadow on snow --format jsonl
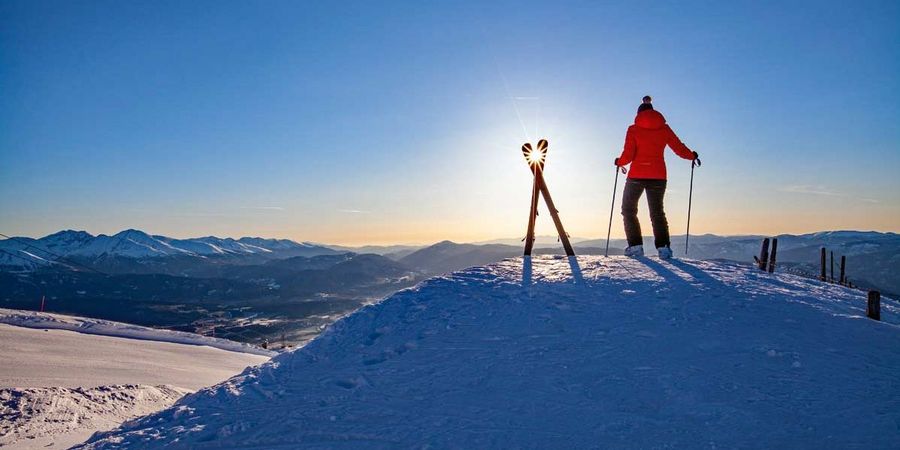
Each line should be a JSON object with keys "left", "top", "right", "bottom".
{"left": 666, "top": 258, "right": 725, "bottom": 285}
{"left": 567, "top": 256, "right": 584, "bottom": 284}
{"left": 522, "top": 257, "right": 532, "bottom": 285}
{"left": 637, "top": 257, "right": 719, "bottom": 292}
{"left": 521, "top": 256, "right": 584, "bottom": 286}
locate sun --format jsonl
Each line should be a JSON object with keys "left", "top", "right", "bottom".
{"left": 527, "top": 149, "right": 545, "bottom": 166}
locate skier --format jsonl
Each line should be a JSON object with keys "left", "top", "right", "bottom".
{"left": 615, "top": 96, "right": 698, "bottom": 259}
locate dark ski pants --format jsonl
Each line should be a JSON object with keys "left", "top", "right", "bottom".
{"left": 621, "top": 178, "right": 670, "bottom": 249}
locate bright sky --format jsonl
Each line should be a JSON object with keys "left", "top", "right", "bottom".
{"left": 2, "top": 1, "right": 898, "bottom": 245}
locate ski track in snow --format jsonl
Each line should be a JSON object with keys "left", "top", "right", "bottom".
{"left": 77, "top": 256, "right": 900, "bottom": 449}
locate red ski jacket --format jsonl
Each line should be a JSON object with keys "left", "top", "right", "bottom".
{"left": 617, "top": 109, "right": 694, "bottom": 180}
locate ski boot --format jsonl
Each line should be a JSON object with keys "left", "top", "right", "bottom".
{"left": 657, "top": 247, "right": 673, "bottom": 260}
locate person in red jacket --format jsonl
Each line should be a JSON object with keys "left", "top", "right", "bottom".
{"left": 615, "top": 96, "right": 698, "bottom": 259}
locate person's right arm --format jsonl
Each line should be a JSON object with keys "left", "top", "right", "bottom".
{"left": 616, "top": 126, "right": 637, "bottom": 166}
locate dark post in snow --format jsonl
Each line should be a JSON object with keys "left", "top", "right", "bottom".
{"left": 867, "top": 291, "right": 881, "bottom": 321}
{"left": 757, "top": 238, "right": 770, "bottom": 271}
{"left": 820, "top": 248, "right": 827, "bottom": 281}
{"left": 839, "top": 256, "right": 846, "bottom": 285}
{"left": 767, "top": 238, "right": 778, "bottom": 273}
{"left": 830, "top": 251, "right": 835, "bottom": 282}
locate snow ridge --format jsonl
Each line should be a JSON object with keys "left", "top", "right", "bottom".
{"left": 76, "top": 256, "right": 899, "bottom": 449}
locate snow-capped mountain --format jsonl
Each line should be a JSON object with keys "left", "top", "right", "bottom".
{"left": 0, "top": 229, "right": 339, "bottom": 269}
{"left": 76, "top": 256, "right": 900, "bottom": 448}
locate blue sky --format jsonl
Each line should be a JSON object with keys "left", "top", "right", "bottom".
{"left": 2, "top": 0, "right": 898, "bottom": 244}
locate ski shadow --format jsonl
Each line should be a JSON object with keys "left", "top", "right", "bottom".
{"left": 520, "top": 256, "right": 584, "bottom": 285}
{"left": 522, "top": 257, "right": 533, "bottom": 286}
{"left": 568, "top": 256, "right": 585, "bottom": 284}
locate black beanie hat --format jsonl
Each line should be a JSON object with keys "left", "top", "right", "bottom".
{"left": 637, "top": 95, "right": 653, "bottom": 113}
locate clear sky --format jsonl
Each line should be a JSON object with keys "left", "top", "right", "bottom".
{"left": 2, "top": 0, "right": 898, "bottom": 245}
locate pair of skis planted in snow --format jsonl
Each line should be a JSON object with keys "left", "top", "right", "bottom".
{"left": 521, "top": 139, "right": 575, "bottom": 257}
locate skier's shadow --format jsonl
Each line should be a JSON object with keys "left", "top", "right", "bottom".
{"left": 639, "top": 257, "right": 692, "bottom": 288}
{"left": 667, "top": 258, "right": 729, "bottom": 291}
{"left": 639, "top": 257, "right": 729, "bottom": 293}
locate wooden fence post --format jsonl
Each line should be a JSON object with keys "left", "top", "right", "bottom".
{"left": 767, "top": 238, "right": 778, "bottom": 273}
{"left": 757, "top": 238, "right": 770, "bottom": 271}
{"left": 831, "top": 251, "right": 836, "bottom": 282}
{"left": 867, "top": 291, "right": 881, "bottom": 321}
{"left": 820, "top": 248, "right": 827, "bottom": 281}
{"left": 839, "top": 256, "right": 846, "bottom": 285}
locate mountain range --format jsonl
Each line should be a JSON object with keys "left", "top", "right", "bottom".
{"left": 0, "top": 229, "right": 338, "bottom": 271}
{"left": 1, "top": 229, "right": 897, "bottom": 347}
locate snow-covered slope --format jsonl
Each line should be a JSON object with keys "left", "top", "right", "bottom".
{"left": 0, "top": 309, "right": 275, "bottom": 357}
{"left": 78, "top": 256, "right": 899, "bottom": 448}
{"left": 1, "top": 385, "right": 189, "bottom": 450}
{"left": 0, "top": 316, "right": 271, "bottom": 449}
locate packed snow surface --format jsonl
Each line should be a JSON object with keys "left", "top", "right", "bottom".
{"left": 0, "top": 324, "right": 270, "bottom": 389}
{"left": 79, "top": 256, "right": 899, "bottom": 448}
{"left": 0, "top": 315, "right": 270, "bottom": 449}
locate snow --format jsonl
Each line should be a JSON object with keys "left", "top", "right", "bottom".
{"left": 75, "top": 256, "right": 900, "bottom": 448}
{"left": 68, "top": 230, "right": 192, "bottom": 258}
{"left": 0, "top": 318, "right": 270, "bottom": 449}
{"left": 0, "top": 309, "right": 275, "bottom": 357}
{"left": 0, "top": 324, "right": 270, "bottom": 389}
{"left": 1, "top": 385, "right": 189, "bottom": 450}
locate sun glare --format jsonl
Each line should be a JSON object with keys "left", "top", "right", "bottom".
{"left": 528, "top": 149, "right": 545, "bottom": 165}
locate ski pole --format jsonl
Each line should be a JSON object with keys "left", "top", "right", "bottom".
{"left": 685, "top": 156, "right": 701, "bottom": 255}
{"left": 605, "top": 165, "right": 626, "bottom": 257}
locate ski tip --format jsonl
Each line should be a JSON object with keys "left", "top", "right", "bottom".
{"left": 537, "top": 139, "right": 548, "bottom": 151}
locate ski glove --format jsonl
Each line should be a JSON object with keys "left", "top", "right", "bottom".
{"left": 614, "top": 157, "right": 620, "bottom": 166}
{"left": 692, "top": 151, "right": 699, "bottom": 160}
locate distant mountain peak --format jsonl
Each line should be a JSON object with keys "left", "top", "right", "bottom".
{"left": 0, "top": 229, "right": 340, "bottom": 267}
{"left": 41, "top": 229, "right": 94, "bottom": 240}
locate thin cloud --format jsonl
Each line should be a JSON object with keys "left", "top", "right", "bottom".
{"left": 781, "top": 185, "right": 842, "bottom": 197}
{"left": 241, "top": 206, "right": 285, "bottom": 211}
{"left": 174, "top": 212, "right": 230, "bottom": 217}
{"left": 780, "top": 185, "right": 878, "bottom": 203}
{"left": 338, "top": 209, "right": 369, "bottom": 214}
